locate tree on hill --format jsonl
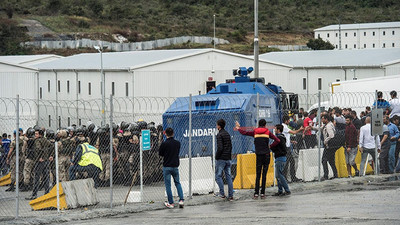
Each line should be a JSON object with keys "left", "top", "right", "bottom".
{"left": 0, "top": 19, "right": 31, "bottom": 55}
{"left": 306, "top": 37, "right": 335, "bottom": 50}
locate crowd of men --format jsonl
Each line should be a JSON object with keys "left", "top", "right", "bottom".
{"left": 284, "top": 90, "right": 400, "bottom": 181}
{"left": 0, "top": 121, "right": 164, "bottom": 200}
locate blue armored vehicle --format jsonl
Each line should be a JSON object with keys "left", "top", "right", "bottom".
{"left": 162, "top": 67, "right": 298, "bottom": 157}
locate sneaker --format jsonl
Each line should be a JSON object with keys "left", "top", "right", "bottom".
{"left": 355, "top": 170, "right": 360, "bottom": 176}
{"left": 5, "top": 186, "right": 15, "bottom": 192}
{"left": 272, "top": 192, "right": 283, "bottom": 196}
{"left": 215, "top": 194, "right": 226, "bottom": 199}
{"left": 164, "top": 202, "right": 174, "bottom": 209}
{"left": 25, "top": 195, "right": 37, "bottom": 200}
{"left": 283, "top": 191, "right": 291, "bottom": 196}
{"left": 260, "top": 194, "right": 266, "bottom": 199}
{"left": 253, "top": 194, "right": 259, "bottom": 199}
{"left": 178, "top": 200, "right": 184, "bottom": 208}
{"left": 228, "top": 197, "right": 234, "bottom": 201}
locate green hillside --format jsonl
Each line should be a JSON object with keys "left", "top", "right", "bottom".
{"left": 1, "top": 0, "right": 400, "bottom": 55}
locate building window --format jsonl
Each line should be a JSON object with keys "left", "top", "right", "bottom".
{"left": 48, "top": 80, "right": 51, "bottom": 92}
{"left": 383, "top": 43, "right": 386, "bottom": 48}
{"left": 393, "top": 31, "right": 395, "bottom": 35}
{"left": 302, "top": 78, "right": 306, "bottom": 90}
{"left": 78, "top": 81, "right": 81, "bottom": 94}
{"left": 125, "top": 82, "right": 129, "bottom": 97}
{"left": 336, "top": 33, "right": 338, "bottom": 37}
{"left": 354, "top": 32, "right": 356, "bottom": 37}
{"left": 68, "top": 117, "right": 70, "bottom": 126}
{"left": 327, "top": 33, "right": 330, "bottom": 38}
{"left": 318, "top": 78, "right": 322, "bottom": 91}
{"left": 40, "top": 87, "right": 42, "bottom": 99}
{"left": 383, "top": 31, "right": 386, "bottom": 36}
{"left": 112, "top": 82, "right": 115, "bottom": 96}
{"left": 49, "top": 115, "right": 51, "bottom": 127}
{"left": 335, "top": 45, "right": 338, "bottom": 48}
{"left": 373, "top": 43, "right": 375, "bottom": 48}
{"left": 88, "top": 82, "right": 91, "bottom": 95}
{"left": 336, "top": 79, "right": 340, "bottom": 82}
{"left": 364, "top": 32, "right": 366, "bottom": 36}
{"left": 373, "top": 31, "right": 375, "bottom": 36}
{"left": 345, "top": 33, "right": 348, "bottom": 37}
{"left": 58, "top": 80, "right": 61, "bottom": 92}
{"left": 67, "top": 80, "right": 70, "bottom": 93}
{"left": 318, "top": 34, "right": 320, "bottom": 38}
{"left": 393, "top": 43, "right": 395, "bottom": 47}
{"left": 79, "top": 119, "right": 82, "bottom": 126}
{"left": 354, "top": 44, "right": 356, "bottom": 48}
{"left": 58, "top": 116, "right": 61, "bottom": 128}
{"left": 345, "top": 44, "right": 348, "bottom": 49}
{"left": 364, "top": 44, "right": 366, "bottom": 48}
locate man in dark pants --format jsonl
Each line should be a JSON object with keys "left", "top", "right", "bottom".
{"left": 380, "top": 116, "right": 391, "bottom": 174}
{"left": 215, "top": 119, "right": 234, "bottom": 201}
{"left": 236, "top": 119, "right": 280, "bottom": 199}
{"left": 321, "top": 114, "right": 338, "bottom": 180}
{"left": 69, "top": 139, "right": 102, "bottom": 189}
{"left": 159, "top": 128, "right": 184, "bottom": 209}
{"left": 281, "top": 115, "right": 303, "bottom": 182}
{"left": 26, "top": 129, "right": 51, "bottom": 200}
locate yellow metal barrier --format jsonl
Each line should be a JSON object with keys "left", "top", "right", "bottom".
{"left": 29, "top": 183, "right": 68, "bottom": 210}
{"left": 233, "top": 152, "right": 275, "bottom": 189}
{"left": 0, "top": 173, "right": 11, "bottom": 186}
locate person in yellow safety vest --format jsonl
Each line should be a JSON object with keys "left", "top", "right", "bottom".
{"left": 69, "top": 142, "right": 103, "bottom": 188}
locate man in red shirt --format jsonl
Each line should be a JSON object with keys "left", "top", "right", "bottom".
{"left": 303, "top": 112, "right": 314, "bottom": 149}
{"left": 345, "top": 116, "right": 359, "bottom": 177}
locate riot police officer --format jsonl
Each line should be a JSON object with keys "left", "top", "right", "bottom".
{"left": 5, "top": 129, "right": 25, "bottom": 192}
{"left": 57, "top": 130, "right": 75, "bottom": 182}
{"left": 22, "top": 128, "right": 36, "bottom": 192}
{"left": 26, "top": 129, "right": 51, "bottom": 200}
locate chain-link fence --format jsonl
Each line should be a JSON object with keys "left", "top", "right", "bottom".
{"left": 0, "top": 90, "right": 396, "bottom": 220}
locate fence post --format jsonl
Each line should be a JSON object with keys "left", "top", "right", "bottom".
{"left": 15, "top": 95, "right": 20, "bottom": 219}
{"left": 109, "top": 95, "right": 113, "bottom": 208}
{"left": 212, "top": 131, "right": 216, "bottom": 193}
{"left": 317, "top": 91, "right": 321, "bottom": 182}
{"left": 55, "top": 141, "right": 60, "bottom": 212}
{"left": 256, "top": 93, "right": 260, "bottom": 126}
{"left": 188, "top": 94, "right": 192, "bottom": 199}
{"left": 374, "top": 90, "right": 379, "bottom": 175}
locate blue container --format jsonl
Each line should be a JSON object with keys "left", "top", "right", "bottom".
{"left": 163, "top": 79, "right": 284, "bottom": 157}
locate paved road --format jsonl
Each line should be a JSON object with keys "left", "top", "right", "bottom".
{"left": 60, "top": 187, "right": 400, "bottom": 225}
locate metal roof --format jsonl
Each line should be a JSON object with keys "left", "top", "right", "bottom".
{"left": 315, "top": 21, "right": 400, "bottom": 31}
{"left": 0, "top": 54, "right": 62, "bottom": 66}
{"left": 259, "top": 48, "right": 400, "bottom": 68}
{"left": 34, "top": 49, "right": 242, "bottom": 71}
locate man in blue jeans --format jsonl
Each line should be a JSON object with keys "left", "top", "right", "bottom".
{"left": 215, "top": 119, "right": 234, "bottom": 201}
{"left": 159, "top": 128, "right": 184, "bottom": 209}
{"left": 388, "top": 116, "right": 399, "bottom": 173}
{"left": 271, "top": 124, "right": 291, "bottom": 196}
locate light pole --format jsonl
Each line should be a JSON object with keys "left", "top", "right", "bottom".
{"left": 94, "top": 45, "right": 105, "bottom": 126}
{"left": 213, "top": 14, "right": 216, "bottom": 49}
{"left": 254, "top": 0, "right": 259, "bottom": 78}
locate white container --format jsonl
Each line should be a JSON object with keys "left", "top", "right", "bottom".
{"left": 127, "top": 191, "right": 141, "bottom": 203}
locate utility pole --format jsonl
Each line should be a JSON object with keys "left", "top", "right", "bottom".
{"left": 254, "top": 0, "right": 259, "bottom": 78}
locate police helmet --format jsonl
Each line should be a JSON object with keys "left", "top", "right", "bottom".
{"left": 138, "top": 121, "right": 147, "bottom": 130}
{"left": 46, "top": 129, "right": 55, "bottom": 139}
{"left": 75, "top": 127, "right": 83, "bottom": 136}
{"left": 88, "top": 123, "right": 96, "bottom": 132}
{"left": 26, "top": 128, "right": 35, "bottom": 138}
{"left": 120, "top": 121, "right": 129, "bottom": 131}
{"left": 156, "top": 124, "right": 163, "bottom": 132}
{"left": 33, "top": 125, "right": 40, "bottom": 131}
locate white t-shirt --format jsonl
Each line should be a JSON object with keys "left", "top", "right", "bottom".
{"left": 282, "top": 123, "right": 291, "bottom": 147}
